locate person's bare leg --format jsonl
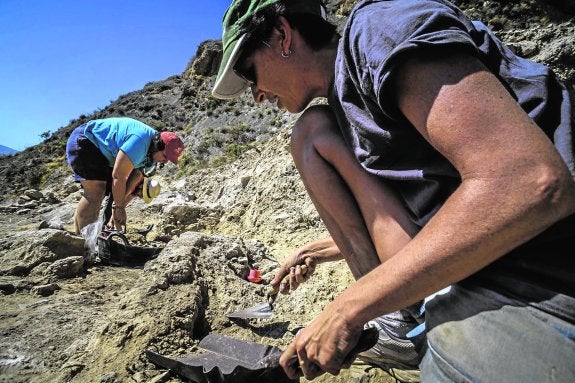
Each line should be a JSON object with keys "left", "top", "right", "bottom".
{"left": 292, "top": 107, "right": 424, "bottom": 374}
{"left": 290, "top": 105, "right": 418, "bottom": 279}
{"left": 74, "top": 180, "right": 107, "bottom": 234}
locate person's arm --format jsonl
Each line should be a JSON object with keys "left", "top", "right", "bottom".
{"left": 269, "top": 236, "right": 343, "bottom": 294}
{"left": 280, "top": 52, "right": 575, "bottom": 379}
{"left": 110, "top": 150, "right": 135, "bottom": 231}
{"left": 125, "top": 168, "right": 144, "bottom": 202}
{"left": 344, "top": 50, "right": 575, "bottom": 319}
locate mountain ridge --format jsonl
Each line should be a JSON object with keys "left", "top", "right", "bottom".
{"left": 1, "top": 1, "right": 574, "bottom": 200}
{"left": 0, "top": 2, "right": 574, "bottom": 383}
{"left": 0, "top": 144, "right": 18, "bottom": 156}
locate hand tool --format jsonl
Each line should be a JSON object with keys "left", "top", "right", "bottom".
{"left": 147, "top": 326, "right": 378, "bottom": 383}
{"left": 226, "top": 265, "right": 308, "bottom": 320}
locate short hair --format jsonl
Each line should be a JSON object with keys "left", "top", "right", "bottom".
{"left": 148, "top": 133, "right": 165, "bottom": 155}
{"left": 239, "top": 3, "right": 338, "bottom": 63}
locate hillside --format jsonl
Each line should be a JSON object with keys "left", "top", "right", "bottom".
{"left": 1, "top": 1, "right": 574, "bottom": 383}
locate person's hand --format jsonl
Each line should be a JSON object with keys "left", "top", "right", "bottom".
{"left": 269, "top": 250, "right": 318, "bottom": 298}
{"left": 279, "top": 301, "right": 363, "bottom": 380}
{"left": 111, "top": 206, "right": 127, "bottom": 232}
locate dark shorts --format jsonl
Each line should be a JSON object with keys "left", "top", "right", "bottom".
{"left": 66, "top": 125, "right": 112, "bottom": 183}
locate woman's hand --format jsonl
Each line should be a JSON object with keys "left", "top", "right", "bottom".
{"left": 111, "top": 206, "right": 127, "bottom": 232}
{"left": 269, "top": 237, "right": 342, "bottom": 297}
{"left": 269, "top": 249, "right": 317, "bottom": 298}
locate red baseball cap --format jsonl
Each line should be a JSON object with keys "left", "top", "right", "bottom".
{"left": 160, "top": 132, "right": 184, "bottom": 164}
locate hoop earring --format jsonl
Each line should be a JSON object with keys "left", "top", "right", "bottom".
{"left": 281, "top": 48, "right": 293, "bottom": 58}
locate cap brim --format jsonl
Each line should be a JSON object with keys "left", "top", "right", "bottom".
{"left": 212, "top": 34, "right": 250, "bottom": 99}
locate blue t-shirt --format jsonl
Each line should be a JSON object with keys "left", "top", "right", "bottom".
{"left": 83, "top": 117, "right": 157, "bottom": 168}
{"left": 330, "top": 0, "right": 574, "bottom": 313}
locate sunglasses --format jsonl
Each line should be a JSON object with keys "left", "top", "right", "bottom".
{"left": 233, "top": 40, "right": 271, "bottom": 86}
{"left": 234, "top": 60, "right": 256, "bottom": 86}
{"left": 142, "top": 162, "right": 164, "bottom": 177}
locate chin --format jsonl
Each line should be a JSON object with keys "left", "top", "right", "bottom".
{"left": 285, "top": 103, "right": 306, "bottom": 114}
{"left": 290, "top": 97, "right": 317, "bottom": 114}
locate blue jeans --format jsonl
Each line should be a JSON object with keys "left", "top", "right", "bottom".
{"left": 421, "top": 283, "right": 575, "bottom": 382}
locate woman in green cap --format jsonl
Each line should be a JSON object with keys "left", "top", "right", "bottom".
{"left": 213, "top": 0, "right": 575, "bottom": 382}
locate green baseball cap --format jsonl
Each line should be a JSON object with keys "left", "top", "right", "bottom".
{"left": 212, "top": 0, "right": 327, "bottom": 99}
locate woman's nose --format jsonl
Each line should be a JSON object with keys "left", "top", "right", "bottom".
{"left": 251, "top": 85, "right": 266, "bottom": 104}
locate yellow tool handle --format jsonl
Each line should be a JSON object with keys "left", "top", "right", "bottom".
{"left": 267, "top": 264, "right": 308, "bottom": 304}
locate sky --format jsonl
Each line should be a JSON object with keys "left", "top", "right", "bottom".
{"left": 0, "top": 0, "right": 231, "bottom": 151}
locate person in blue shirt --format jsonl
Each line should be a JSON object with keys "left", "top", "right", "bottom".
{"left": 65, "top": 117, "right": 184, "bottom": 233}
{"left": 212, "top": 0, "right": 575, "bottom": 382}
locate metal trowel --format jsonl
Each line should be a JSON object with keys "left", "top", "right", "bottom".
{"left": 227, "top": 302, "right": 275, "bottom": 319}
{"left": 227, "top": 265, "right": 308, "bottom": 320}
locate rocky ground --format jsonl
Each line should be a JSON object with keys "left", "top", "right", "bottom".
{"left": 0, "top": 125, "right": 378, "bottom": 383}
{"left": 1, "top": 1, "right": 574, "bottom": 383}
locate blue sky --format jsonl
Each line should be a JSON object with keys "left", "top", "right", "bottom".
{"left": 0, "top": 0, "right": 231, "bottom": 151}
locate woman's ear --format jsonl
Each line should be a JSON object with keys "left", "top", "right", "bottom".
{"left": 150, "top": 133, "right": 164, "bottom": 153}
{"left": 275, "top": 16, "right": 293, "bottom": 54}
